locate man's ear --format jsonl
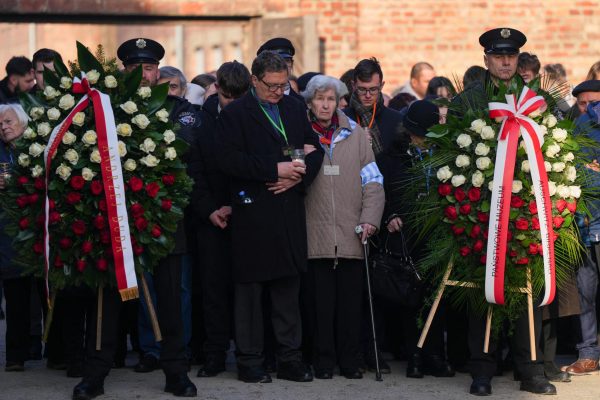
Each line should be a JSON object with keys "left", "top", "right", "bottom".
{"left": 483, "top": 54, "right": 489, "bottom": 69}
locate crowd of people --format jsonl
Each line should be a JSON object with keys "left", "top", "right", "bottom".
{"left": 0, "top": 26, "right": 600, "bottom": 400}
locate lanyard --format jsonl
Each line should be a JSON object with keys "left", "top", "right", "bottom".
{"left": 259, "top": 103, "right": 288, "bottom": 144}
{"left": 355, "top": 101, "right": 377, "bottom": 129}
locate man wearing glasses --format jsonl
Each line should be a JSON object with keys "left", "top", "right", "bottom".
{"left": 216, "top": 51, "right": 323, "bottom": 383}
{"left": 343, "top": 58, "right": 403, "bottom": 158}
{"left": 257, "top": 37, "right": 305, "bottom": 103}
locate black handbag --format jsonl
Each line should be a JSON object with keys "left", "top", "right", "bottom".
{"left": 370, "top": 232, "right": 423, "bottom": 308}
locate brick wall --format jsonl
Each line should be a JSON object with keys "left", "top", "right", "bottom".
{"left": 1, "top": 0, "right": 600, "bottom": 93}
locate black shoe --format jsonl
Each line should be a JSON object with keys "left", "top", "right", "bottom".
{"left": 366, "top": 355, "right": 391, "bottom": 374}
{"left": 314, "top": 369, "right": 333, "bottom": 379}
{"left": 238, "top": 366, "right": 272, "bottom": 383}
{"left": 519, "top": 376, "right": 557, "bottom": 395}
{"left": 263, "top": 359, "right": 277, "bottom": 373}
{"left": 470, "top": 376, "right": 492, "bottom": 396}
{"left": 544, "top": 362, "right": 571, "bottom": 382}
{"left": 197, "top": 357, "right": 226, "bottom": 377}
{"left": 422, "top": 355, "right": 455, "bottom": 377}
{"left": 340, "top": 368, "right": 363, "bottom": 379}
{"left": 72, "top": 380, "right": 104, "bottom": 400}
{"left": 164, "top": 374, "right": 197, "bottom": 397}
{"left": 277, "top": 361, "right": 313, "bottom": 382}
{"left": 134, "top": 354, "right": 159, "bottom": 373}
{"left": 5, "top": 361, "right": 24, "bottom": 372}
{"left": 406, "top": 353, "right": 424, "bottom": 379}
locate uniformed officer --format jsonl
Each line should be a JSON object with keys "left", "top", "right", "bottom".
{"left": 464, "top": 28, "right": 557, "bottom": 397}
{"left": 257, "top": 37, "right": 304, "bottom": 102}
{"left": 72, "top": 38, "right": 198, "bottom": 400}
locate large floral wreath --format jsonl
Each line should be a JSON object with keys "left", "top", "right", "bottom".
{"left": 0, "top": 43, "right": 192, "bottom": 296}
{"left": 408, "top": 78, "right": 595, "bottom": 321}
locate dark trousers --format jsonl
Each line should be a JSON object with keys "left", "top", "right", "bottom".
{"left": 304, "top": 258, "right": 363, "bottom": 371}
{"left": 234, "top": 275, "right": 302, "bottom": 368}
{"left": 198, "top": 226, "right": 232, "bottom": 358}
{"left": 4, "top": 277, "right": 41, "bottom": 363}
{"left": 469, "top": 305, "right": 543, "bottom": 380}
{"left": 83, "top": 255, "right": 187, "bottom": 382}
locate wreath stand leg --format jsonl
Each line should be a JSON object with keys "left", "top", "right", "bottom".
{"left": 526, "top": 267, "right": 536, "bottom": 361}
{"left": 42, "top": 292, "right": 57, "bottom": 343}
{"left": 96, "top": 285, "right": 103, "bottom": 351}
{"left": 140, "top": 274, "right": 163, "bottom": 342}
{"left": 483, "top": 307, "right": 493, "bottom": 353}
{"left": 417, "top": 261, "right": 453, "bottom": 348}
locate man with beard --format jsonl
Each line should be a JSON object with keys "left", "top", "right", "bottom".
{"left": 0, "top": 56, "right": 35, "bottom": 104}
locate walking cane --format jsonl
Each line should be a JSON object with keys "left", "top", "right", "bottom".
{"left": 355, "top": 225, "right": 383, "bottom": 381}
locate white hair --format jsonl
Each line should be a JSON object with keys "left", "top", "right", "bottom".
{"left": 0, "top": 103, "right": 29, "bottom": 130}
{"left": 301, "top": 75, "right": 347, "bottom": 105}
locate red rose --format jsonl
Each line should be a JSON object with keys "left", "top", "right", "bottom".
{"left": 96, "top": 258, "right": 108, "bottom": 271}
{"left": 16, "top": 195, "right": 29, "bottom": 208}
{"left": 515, "top": 218, "right": 529, "bottom": 230}
{"left": 444, "top": 206, "right": 458, "bottom": 221}
{"left": 145, "top": 182, "right": 160, "bottom": 198}
{"left": 133, "top": 243, "right": 144, "bottom": 256}
{"left": 473, "top": 239, "right": 484, "bottom": 253}
{"left": 477, "top": 212, "right": 489, "bottom": 223}
{"left": 36, "top": 214, "right": 45, "bottom": 227}
{"left": 161, "top": 199, "right": 172, "bottom": 212}
{"left": 516, "top": 257, "right": 530, "bottom": 265}
{"left": 18, "top": 217, "right": 29, "bottom": 230}
{"left": 59, "top": 237, "right": 72, "bottom": 249}
{"left": 82, "top": 241, "right": 93, "bottom": 254}
{"left": 480, "top": 255, "right": 487, "bottom": 264}
{"left": 509, "top": 249, "right": 518, "bottom": 257}
{"left": 72, "top": 220, "right": 87, "bottom": 235}
{"left": 556, "top": 199, "right": 567, "bottom": 213}
{"left": 566, "top": 201, "right": 577, "bottom": 214}
{"left": 162, "top": 174, "right": 175, "bottom": 186}
{"left": 28, "top": 193, "right": 39, "bottom": 205}
{"left": 470, "top": 224, "right": 482, "bottom": 238}
{"left": 90, "top": 180, "right": 103, "bottom": 196}
{"left": 537, "top": 243, "right": 544, "bottom": 255}
{"left": 528, "top": 243, "right": 539, "bottom": 255}
{"left": 130, "top": 203, "right": 145, "bottom": 218}
{"left": 510, "top": 195, "right": 525, "bottom": 208}
{"left": 459, "top": 203, "right": 472, "bottom": 215}
{"left": 70, "top": 176, "right": 85, "bottom": 190}
{"left": 100, "top": 230, "right": 110, "bottom": 244}
{"left": 483, "top": 229, "right": 489, "bottom": 239}
{"left": 468, "top": 187, "right": 481, "bottom": 202}
{"left": 553, "top": 216, "right": 564, "bottom": 228}
{"left": 34, "top": 178, "right": 45, "bottom": 191}
{"left": 438, "top": 183, "right": 452, "bottom": 197}
{"left": 129, "top": 176, "right": 144, "bottom": 192}
{"left": 49, "top": 199, "right": 55, "bottom": 210}
{"left": 151, "top": 225, "right": 162, "bottom": 238}
{"left": 49, "top": 211, "right": 61, "bottom": 225}
{"left": 33, "top": 241, "right": 44, "bottom": 254}
{"left": 76, "top": 259, "right": 86, "bottom": 272}
{"left": 98, "top": 199, "right": 107, "bottom": 212}
{"left": 66, "top": 192, "right": 82, "bottom": 205}
{"left": 451, "top": 225, "right": 465, "bottom": 235}
{"left": 454, "top": 187, "right": 466, "bottom": 202}
{"left": 459, "top": 246, "right": 471, "bottom": 257}
{"left": 17, "top": 176, "right": 29, "bottom": 186}
{"left": 528, "top": 201, "right": 538, "bottom": 214}
{"left": 531, "top": 217, "right": 540, "bottom": 230}
{"left": 54, "top": 255, "right": 64, "bottom": 268}
{"left": 507, "top": 230, "right": 513, "bottom": 241}
{"left": 93, "top": 215, "right": 106, "bottom": 230}
{"left": 135, "top": 217, "right": 148, "bottom": 231}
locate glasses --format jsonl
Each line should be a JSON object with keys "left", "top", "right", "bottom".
{"left": 260, "top": 78, "right": 290, "bottom": 93}
{"left": 355, "top": 86, "right": 382, "bottom": 96}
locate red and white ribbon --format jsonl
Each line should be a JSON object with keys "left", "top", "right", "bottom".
{"left": 486, "top": 86, "right": 555, "bottom": 306}
{"left": 43, "top": 73, "right": 138, "bottom": 300}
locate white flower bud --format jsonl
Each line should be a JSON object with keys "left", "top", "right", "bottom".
{"left": 117, "top": 123, "right": 133, "bottom": 137}
{"left": 58, "top": 94, "right": 75, "bottom": 110}
{"left": 521, "top": 160, "right": 530, "bottom": 173}
{"left": 72, "top": 112, "right": 86, "bottom": 126}
{"left": 29, "top": 107, "right": 45, "bottom": 120}
{"left": 569, "top": 186, "right": 582, "bottom": 199}
{"left": 82, "top": 130, "right": 97, "bottom": 146}
{"left": 471, "top": 170, "right": 485, "bottom": 188}
{"left": 475, "top": 142, "right": 490, "bottom": 156}
{"left": 565, "top": 165, "right": 577, "bottom": 182}
{"left": 557, "top": 184, "right": 570, "bottom": 199}
{"left": 47, "top": 107, "right": 61, "bottom": 121}
{"left": 563, "top": 152, "right": 575, "bottom": 162}
{"left": 545, "top": 143, "right": 561, "bottom": 158}
{"left": 455, "top": 154, "right": 470, "bottom": 168}
{"left": 543, "top": 114, "right": 557, "bottom": 128}
{"left": 456, "top": 134, "right": 472, "bottom": 149}
{"left": 23, "top": 127, "right": 36, "bottom": 139}
{"left": 37, "top": 122, "right": 51, "bottom": 137}
{"left": 552, "top": 162, "right": 566, "bottom": 172}
{"left": 104, "top": 75, "right": 118, "bottom": 88}
{"left": 43, "top": 85, "right": 60, "bottom": 100}
{"left": 164, "top": 147, "right": 177, "bottom": 160}
{"left": 140, "top": 138, "right": 156, "bottom": 153}
{"left": 548, "top": 181, "right": 557, "bottom": 196}
{"left": 55, "top": 163, "right": 72, "bottom": 181}
{"left": 28, "top": 142, "right": 45, "bottom": 157}
{"left": 476, "top": 156, "right": 492, "bottom": 170}
{"left": 18, "top": 153, "right": 30, "bottom": 167}
{"left": 551, "top": 128, "right": 568, "bottom": 143}
{"left": 156, "top": 108, "right": 170, "bottom": 123}
{"left": 30, "top": 165, "right": 43, "bottom": 178}
{"left": 123, "top": 159, "right": 137, "bottom": 171}
{"left": 81, "top": 167, "right": 95, "bottom": 181}
{"left": 480, "top": 126, "right": 495, "bottom": 140}
{"left": 60, "top": 76, "right": 72, "bottom": 89}
{"left": 512, "top": 180, "right": 523, "bottom": 194}
{"left": 120, "top": 101, "right": 138, "bottom": 115}
{"left": 62, "top": 131, "right": 76, "bottom": 145}
{"left": 163, "top": 129, "right": 176, "bottom": 144}
{"left": 140, "top": 154, "right": 160, "bottom": 167}
{"left": 451, "top": 174, "right": 466, "bottom": 187}
{"left": 436, "top": 165, "right": 453, "bottom": 182}
{"left": 137, "top": 86, "right": 152, "bottom": 99}
{"left": 86, "top": 69, "right": 100, "bottom": 84}
{"left": 131, "top": 114, "right": 150, "bottom": 129}
{"left": 118, "top": 141, "right": 127, "bottom": 158}
{"left": 470, "top": 119, "right": 486, "bottom": 134}
{"left": 64, "top": 149, "right": 79, "bottom": 165}
{"left": 90, "top": 148, "right": 101, "bottom": 163}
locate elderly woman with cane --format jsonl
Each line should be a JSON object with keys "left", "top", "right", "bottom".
{"left": 301, "top": 75, "right": 384, "bottom": 379}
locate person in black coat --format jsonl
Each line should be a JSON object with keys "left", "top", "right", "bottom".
{"left": 216, "top": 51, "right": 323, "bottom": 383}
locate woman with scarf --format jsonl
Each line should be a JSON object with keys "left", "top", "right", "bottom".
{"left": 301, "top": 75, "right": 385, "bottom": 379}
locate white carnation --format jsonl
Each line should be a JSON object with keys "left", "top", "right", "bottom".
{"left": 570, "top": 186, "right": 582, "bottom": 199}
{"left": 58, "top": 94, "right": 75, "bottom": 110}
{"left": 539, "top": 125, "right": 548, "bottom": 136}
{"left": 563, "top": 152, "right": 575, "bottom": 162}
{"left": 86, "top": 69, "right": 100, "bottom": 84}
{"left": 488, "top": 180, "right": 494, "bottom": 192}
{"left": 470, "top": 119, "right": 486, "bottom": 134}
{"left": 551, "top": 128, "right": 568, "bottom": 143}
{"left": 62, "top": 131, "right": 76, "bottom": 145}
{"left": 472, "top": 170, "right": 485, "bottom": 188}
{"left": 548, "top": 181, "right": 557, "bottom": 196}
{"left": 552, "top": 162, "right": 566, "bottom": 172}
{"left": 81, "top": 167, "right": 95, "bottom": 181}
{"left": 156, "top": 108, "right": 170, "bottom": 123}
{"left": 131, "top": 114, "right": 150, "bottom": 129}
{"left": 82, "top": 130, "right": 97, "bottom": 146}
{"left": 72, "top": 112, "right": 85, "bottom": 126}
{"left": 47, "top": 107, "right": 60, "bottom": 121}
{"left": 59, "top": 76, "right": 72, "bottom": 90}
{"left": 163, "top": 129, "right": 176, "bottom": 144}
{"left": 476, "top": 156, "right": 492, "bottom": 170}
{"left": 436, "top": 165, "right": 453, "bottom": 182}
{"left": 140, "top": 154, "right": 160, "bottom": 167}
{"left": 104, "top": 75, "right": 118, "bottom": 88}
{"left": 451, "top": 174, "right": 466, "bottom": 187}
{"left": 117, "top": 123, "right": 132, "bottom": 137}
{"left": 475, "top": 142, "right": 490, "bottom": 156}
{"left": 164, "top": 147, "right": 177, "bottom": 160}
{"left": 43, "top": 85, "right": 60, "bottom": 100}
{"left": 480, "top": 126, "right": 495, "bottom": 140}
{"left": 140, "top": 138, "right": 156, "bottom": 153}
{"left": 137, "top": 86, "right": 152, "bottom": 99}
{"left": 28, "top": 142, "right": 45, "bottom": 157}
{"left": 23, "top": 127, "right": 36, "bottom": 139}
{"left": 545, "top": 143, "right": 561, "bottom": 158}
{"left": 120, "top": 101, "right": 138, "bottom": 115}
{"left": 512, "top": 180, "right": 523, "bottom": 194}
{"left": 557, "top": 184, "right": 570, "bottom": 199}
{"left": 528, "top": 108, "right": 542, "bottom": 118}
{"left": 455, "top": 154, "right": 470, "bottom": 168}
{"left": 30, "top": 165, "right": 43, "bottom": 178}
{"left": 64, "top": 149, "right": 79, "bottom": 165}
{"left": 55, "top": 163, "right": 72, "bottom": 181}
{"left": 118, "top": 141, "right": 127, "bottom": 158}
{"left": 29, "top": 107, "right": 44, "bottom": 120}
{"left": 37, "top": 122, "right": 51, "bottom": 137}
{"left": 456, "top": 133, "right": 472, "bottom": 149}
{"left": 543, "top": 114, "right": 558, "bottom": 128}
{"left": 123, "top": 159, "right": 137, "bottom": 171}
{"left": 18, "top": 153, "right": 30, "bottom": 167}
{"left": 565, "top": 166, "right": 577, "bottom": 182}
{"left": 544, "top": 161, "right": 552, "bottom": 171}
{"left": 521, "top": 160, "right": 530, "bottom": 173}
{"left": 90, "top": 148, "right": 101, "bottom": 163}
